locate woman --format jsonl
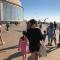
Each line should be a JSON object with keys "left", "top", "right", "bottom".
{"left": 25, "top": 19, "right": 43, "bottom": 60}
{"left": 0, "top": 22, "right": 5, "bottom": 46}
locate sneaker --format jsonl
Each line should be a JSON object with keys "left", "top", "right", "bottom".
{"left": 57, "top": 43, "right": 60, "bottom": 47}
{"left": 46, "top": 44, "right": 52, "bottom": 46}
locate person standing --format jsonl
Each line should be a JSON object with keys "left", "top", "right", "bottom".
{"left": 43, "top": 30, "right": 47, "bottom": 42}
{"left": 25, "top": 19, "right": 43, "bottom": 60}
{"left": 54, "top": 21, "right": 57, "bottom": 30}
{"left": 18, "top": 31, "right": 28, "bottom": 60}
{"left": 39, "top": 23, "right": 42, "bottom": 30}
{"left": 57, "top": 27, "right": 60, "bottom": 47}
{"left": 0, "top": 22, "right": 5, "bottom": 46}
{"left": 6, "top": 23, "right": 9, "bottom": 31}
{"left": 47, "top": 22, "right": 54, "bottom": 46}
{"left": 53, "top": 30, "right": 57, "bottom": 46}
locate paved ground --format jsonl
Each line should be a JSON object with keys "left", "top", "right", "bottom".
{"left": 0, "top": 22, "right": 60, "bottom": 60}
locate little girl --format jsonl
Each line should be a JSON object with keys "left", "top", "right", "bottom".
{"left": 18, "top": 31, "right": 27, "bottom": 60}
{"left": 43, "top": 30, "right": 47, "bottom": 42}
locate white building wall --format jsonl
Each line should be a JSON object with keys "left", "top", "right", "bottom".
{"left": 0, "top": 1, "right": 3, "bottom": 21}
{"left": 0, "top": 0, "right": 23, "bottom": 22}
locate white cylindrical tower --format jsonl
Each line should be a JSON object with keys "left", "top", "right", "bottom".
{"left": 6, "top": 0, "right": 22, "bottom": 6}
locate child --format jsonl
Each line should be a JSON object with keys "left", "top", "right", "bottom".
{"left": 43, "top": 30, "right": 47, "bottom": 42}
{"left": 18, "top": 31, "right": 27, "bottom": 60}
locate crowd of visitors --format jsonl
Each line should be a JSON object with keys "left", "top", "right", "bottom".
{"left": 0, "top": 19, "right": 60, "bottom": 60}
{"left": 18, "top": 19, "right": 60, "bottom": 60}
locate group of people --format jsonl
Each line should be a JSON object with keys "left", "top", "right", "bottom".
{"left": 0, "top": 19, "right": 60, "bottom": 60}
{"left": 45, "top": 22, "right": 57, "bottom": 46}
{"left": 46, "top": 21, "right": 60, "bottom": 46}
{"left": 39, "top": 21, "right": 58, "bottom": 46}
{"left": 18, "top": 19, "right": 44, "bottom": 60}
{"left": 18, "top": 19, "right": 60, "bottom": 60}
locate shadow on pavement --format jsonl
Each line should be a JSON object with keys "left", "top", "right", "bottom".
{"left": 47, "top": 46, "right": 60, "bottom": 53}
{"left": 3, "top": 52, "right": 23, "bottom": 60}
{"left": 1, "top": 45, "right": 60, "bottom": 60}
{"left": 4, "top": 53, "right": 32, "bottom": 60}
{"left": 28, "top": 56, "right": 32, "bottom": 60}
{"left": 0, "top": 45, "right": 18, "bottom": 51}
{"left": 0, "top": 50, "right": 6, "bottom": 53}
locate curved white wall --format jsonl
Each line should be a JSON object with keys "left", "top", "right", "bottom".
{"left": 0, "top": 0, "right": 23, "bottom": 22}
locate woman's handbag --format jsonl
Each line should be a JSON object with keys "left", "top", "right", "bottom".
{"left": 38, "top": 43, "right": 47, "bottom": 57}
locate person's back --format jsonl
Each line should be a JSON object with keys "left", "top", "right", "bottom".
{"left": 54, "top": 21, "right": 57, "bottom": 30}
{"left": 47, "top": 26, "right": 54, "bottom": 35}
{"left": 27, "top": 28, "right": 42, "bottom": 39}
{"left": 6, "top": 23, "right": 9, "bottom": 31}
{"left": 47, "top": 22, "right": 54, "bottom": 36}
{"left": 19, "top": 36, "right": 27, "bottom": 51}
{"left": 18, "top": 35, "right": 27, "bottom": 60}
{"left": 43, "top": 30, "right": 47, "bottom": 41}
{"left": 26, "top": 25, "right": 43, "bottom": 53}
{"left": 26, "top": 19, "right": 44, "bottom": 60}
{"left": 47, "top": 22, "right": 54, "bottom": 46}
{"left": 18, "top": 30, "right": 29, "bottom": 60}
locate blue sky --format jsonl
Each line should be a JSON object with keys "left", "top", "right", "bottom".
{"left": 21, "top": 0, "right": 60, "bottom": 22}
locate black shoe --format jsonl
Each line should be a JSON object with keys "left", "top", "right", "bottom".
{"left": 57, "top": 43, "right": 60, "bottom": 47}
